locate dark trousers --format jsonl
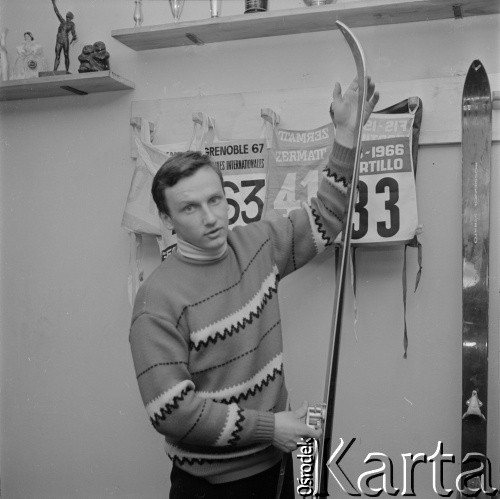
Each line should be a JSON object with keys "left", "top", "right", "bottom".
{"left": 169, "top": 454, "right": 295, "bottom": 499}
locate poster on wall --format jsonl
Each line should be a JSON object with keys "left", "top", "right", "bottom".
{"left": 205, "top": 139, "right": 269, "bottom": 228}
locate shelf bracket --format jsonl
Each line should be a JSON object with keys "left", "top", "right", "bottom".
{"left": 185, "top": 33, "right": 204, "bottom": 45}
{"left": 60, "top": 85, "right": 88, "bottom": 96}
{"left": 452, "top": 4, "right": 463, "bottom": 18}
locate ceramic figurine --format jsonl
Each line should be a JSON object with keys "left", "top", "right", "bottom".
{"left": 11, "top": 31, "right": 49, "bottom": 80}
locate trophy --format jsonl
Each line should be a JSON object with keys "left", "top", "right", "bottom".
{"left": 210, "top": 0, "right": 221, "bottom": 18}
{"left": 303, "top": 0, "right": 335, "bottom": 5}
{"left": 169, "top": 0, "right": 185, "bottom": 22}
{"left": 133, "top": 0, "right": 144, "bottom": 27}
{"left": 244, "top": 0, "right": 267, "bottom": 13}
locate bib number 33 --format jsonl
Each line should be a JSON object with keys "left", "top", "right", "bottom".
{"left": 353, "top": 177, "right": 400, "bottom": 240}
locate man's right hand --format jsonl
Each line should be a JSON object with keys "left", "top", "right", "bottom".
{"left": 330, "top": 76, "right": 379, "bottom": 149}
{"left": 273, "top": 401, "right": 322, "bottom": 453}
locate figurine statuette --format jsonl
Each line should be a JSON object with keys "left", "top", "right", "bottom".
{"left": 51, "top": 0, "right": 77, "bottom": 72}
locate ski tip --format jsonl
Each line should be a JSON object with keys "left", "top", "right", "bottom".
{"left": 465, "top": 59, "right": 488, "bottom": 80}
{"left": 335, "top": 20, "right": 347, "bottom": 30}
{"left": 463, "top": 59, "right": 491, "bottom": 101}
{"left": 466, "top": 59, "right": 487, "bottom": 77}
{"left": 472, "top": 59, "right": 483, "bottom": 70}
{"left": 334, "top": 20, "right": 367, "bottom": 82}
{"left": 335, "top": 20, "right": 361, "bottom": 44}
{"left": 335, "top": 20, "right": 351, "bottom": 39}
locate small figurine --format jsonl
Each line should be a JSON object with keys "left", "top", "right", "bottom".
{"left": 51, "top": 0, "right": 77, "bottom": 72}
{"left": 77, "top": 44, "right": 94, "bottom": 73}
{"left": 78, "top": 41, "right": 110, "bottom": 73}
{"left": 90, "top": 41, "right": 110, "bottom": 71}
{"left": 11, "top": 31, "right": 49, "bottom": 80}
{"left": 0, "top": 28, "right": 8, "bottom": 81}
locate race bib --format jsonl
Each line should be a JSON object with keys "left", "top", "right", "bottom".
{"left": 265, "top": 123, "right": 334, "bottom": 218}
{"left": 262, "top": 108, "right": 420, "bottom": 246}
{"left": 205, "top": 139, "right": 269, "bottom": 227}
{"left": 352, "top": 112, "right": 419, "bottom": 245}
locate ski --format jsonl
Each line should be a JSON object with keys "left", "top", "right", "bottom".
{"left": 304, "top": 21, "right": 368, "bottom": 498}
{"left": 458, "top": 60, "right": 492, "bottom": 497}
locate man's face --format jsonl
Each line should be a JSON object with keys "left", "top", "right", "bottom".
{"left": 161, "top": 166, "right": 229, "bottom": 251}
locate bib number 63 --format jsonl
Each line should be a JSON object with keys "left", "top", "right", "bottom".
{"left": 224, "top": 174, "right": 266, "bottom": 226}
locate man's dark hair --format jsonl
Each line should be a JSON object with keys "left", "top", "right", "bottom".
{"left": 152, "top": 150, "right": 223, "bottom": 216}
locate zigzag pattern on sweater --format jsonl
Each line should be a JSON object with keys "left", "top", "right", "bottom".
{"left": 189, "top": 280, "right": 279, "bottom": 352}
{"left": 169, "top": 454, "right": 211, "bottom": 466}
{"left": 228, "top": 407, "right": 245, "bottom": 446}
{"left": 323, "top": 165, "right": 350, "bottom": 188}
{"left": 311, "top": 206, "right": 333, "bottom": 247}
{"left": 167, "top": 443, "right": 270, "bottom": 466}
{"left": 197, "top": 354, "right": 282, "bottom": 402}
{"left": 175, "top": 239, "right": 271, "bottom": 329}
{"left": 217, "top": 365, "right": 283, "bottom": 405}
{"left": 325, "top": 174, "right": 348, "bottom": 197}
{"left": 169, "top": 452, "right": 244, "bottom": 466}
{"left": 150, "top": 385, "right": 192, "bottom": 428}
{"left": 191, "top": 321, "right": 280, "bottom": 375}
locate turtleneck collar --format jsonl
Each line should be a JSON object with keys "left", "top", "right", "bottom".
{"left": 176, "top": 237, "right": 228, "bottom": 261}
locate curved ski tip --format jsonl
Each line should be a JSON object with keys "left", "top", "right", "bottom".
{"left": 335, "top": 20, "right": 350, "bottom": 34}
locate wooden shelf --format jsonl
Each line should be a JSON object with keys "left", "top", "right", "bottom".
{"left": 112, "top": 0, "right": 500, "bottom": 51}
{"left": 0, "top": 71, "right": 135, "bottom": 102}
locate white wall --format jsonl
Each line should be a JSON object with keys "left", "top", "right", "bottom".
{"left": 0, "top": 1, "right": 499, "bottom": 498}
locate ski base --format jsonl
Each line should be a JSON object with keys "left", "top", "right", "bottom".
{"left": 459, "top": 59, "right": 492, "bottom": 496}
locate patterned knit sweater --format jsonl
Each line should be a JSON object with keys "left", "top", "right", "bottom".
{"left": 129, "top": 142, "right": 354, "bottom": 484}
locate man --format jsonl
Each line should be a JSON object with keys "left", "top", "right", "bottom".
{"left": 130, "top": 77, "right": 379, "bottom": 498}
{"left": 51, "top": 0, "right": 77, "bottom": 72}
